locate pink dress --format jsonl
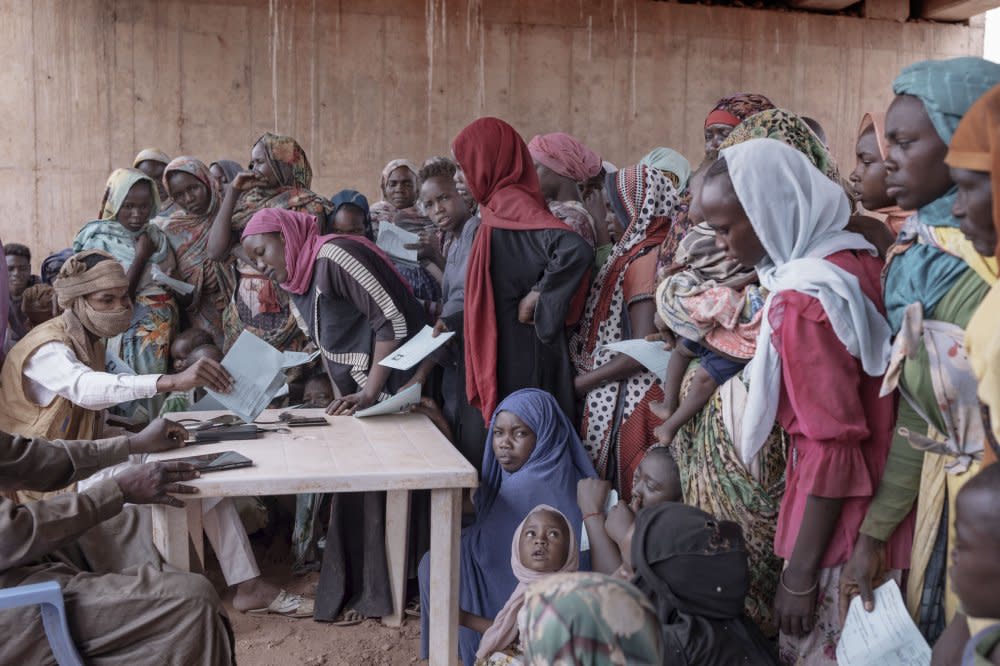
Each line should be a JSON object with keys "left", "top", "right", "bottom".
{"left": 771, "top": 250, "right": 913, "bottom": 570}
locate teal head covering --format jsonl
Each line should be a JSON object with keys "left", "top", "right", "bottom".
{"left": 893, "top": 57, "right": 1000, "bottom": 146}
{"left": 639, "top": 147, "right": 691, "bottom": 192}
{"left": 884, "top": 57, "right": 1000, "bottom": 332}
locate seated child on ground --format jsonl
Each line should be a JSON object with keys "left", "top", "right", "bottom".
{"left": 160, "top": 343, "right": 223, "bottom": 415}
{"left": 948, "top": 464, "right": 1000, "bottom": 666}
{"left": 578, "top": 446, "right": 681, "bottom": 575}
{"left": 171, "top": 326, "right": 215, "bottom": 372}
{"left": 463, "top": 505, "right": 579, "bottom": 664}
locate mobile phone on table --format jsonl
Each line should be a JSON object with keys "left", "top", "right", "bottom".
{"left": 161, "top": 451, "right": 253, "bottom": 473}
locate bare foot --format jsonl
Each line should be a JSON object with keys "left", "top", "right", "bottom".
{"left": 232, "top": 577, "right": 283, "bottom": 612}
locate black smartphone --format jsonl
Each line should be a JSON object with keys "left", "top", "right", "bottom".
{"left": 162, "top": 450, "right": 253, "bottom": 473}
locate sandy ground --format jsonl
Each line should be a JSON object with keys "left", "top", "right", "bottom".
{"left": 226, "top": 585, "right": 422, "bottom": 666}
{"left": 214, "top": 529, "right": 423, "bottom": 666}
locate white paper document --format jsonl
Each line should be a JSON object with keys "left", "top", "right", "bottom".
{"left": 281, "top": 348, "right": 321, "bottom": 369}
{"left": 377, "top": 223, "right": 420, "bottom": 263}
{"left": 580, "top": 490, "right": 619, "bottom": 551}
{"left": 599, "top": 340, "right": 671, "bottom": 379}
{"left": 354, "top": 383, "right": 422, "bottom": 418}
{"left": 205, "top": 331, "right": 304, "bottom": 423}
{"left": 151, "top": 265, "right": 196, "bottom": 295}
{"left": 836, "top": 580, "right": 931, "bottom": 666}
{"left": 378, "top": 325, "right": 456, "bottom": 371}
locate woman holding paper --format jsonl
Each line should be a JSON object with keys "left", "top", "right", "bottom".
{"left": 73, "top": 168, "right": 183, "bottom": 418}
{"left": 240, "top": 206, "right": 427, "bottom": 623}
{"left": 698, "top": 139, "right": 910, "bottom": 665}
{"left": 239, "top": 207, "right": 426, "bottom": 415}
{"left": 568, "top": 163, "right": 678, "bottom": 502}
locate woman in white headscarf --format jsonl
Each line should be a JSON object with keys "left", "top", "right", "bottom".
{"left": 699, "top": 138, "right": 911, "bottom": 665}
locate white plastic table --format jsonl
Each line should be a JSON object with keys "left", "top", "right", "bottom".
{"left": 147, "top": 409, "right": 477, "bottom": 666}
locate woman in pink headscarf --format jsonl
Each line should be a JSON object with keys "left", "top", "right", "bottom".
{"left": 528, "top": 132, "right": 610, "bottom": 252}
{"left": 240, "top": 207, "right": 427, "bottom": 622}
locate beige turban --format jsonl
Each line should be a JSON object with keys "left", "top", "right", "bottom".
{"left": 53, "top": 250, "right": 129, "bottom": 310}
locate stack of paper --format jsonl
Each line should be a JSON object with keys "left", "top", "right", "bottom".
{"left": 204, "top": 331, "right": 319, "bottom": 423}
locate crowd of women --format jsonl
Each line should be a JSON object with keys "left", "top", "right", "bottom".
{"left": 3, "top": 53, "right": 1000, "bottom": 665}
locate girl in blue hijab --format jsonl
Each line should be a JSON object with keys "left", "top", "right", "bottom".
{"left": 418, "top": 388, "right": 596, "bottom": 665}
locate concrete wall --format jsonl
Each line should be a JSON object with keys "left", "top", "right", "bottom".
{"left": 0, "top": 0, "right": 985, "bottom": 255}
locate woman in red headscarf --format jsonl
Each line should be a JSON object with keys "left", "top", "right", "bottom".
{"left": 454, "top": 118, "right": 594, "bottom": 424}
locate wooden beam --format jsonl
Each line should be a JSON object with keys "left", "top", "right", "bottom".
{"left": 787, "top": 0, "right": 860, "bottom": 9}
{"left": 917, "top": 0, "right": 997, "bottom": 20}
{"left": 864, "top": 0, "right": 910, "bottom": 21}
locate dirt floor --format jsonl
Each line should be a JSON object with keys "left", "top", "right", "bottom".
{"left": 225, "top": 581, "right": 422, "bottom": 666}
{"left": 213, "top": 522, "right": 423, "bottom": 666}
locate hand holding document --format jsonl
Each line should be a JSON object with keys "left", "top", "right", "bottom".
{"left": 151, "top": 265, "right": 195, "bottom": 295}
{"left": 205, "top": 331, "right": 319, "bottom": 423}
{"left": 377, "top": 223, "right": 420, "bottom": 264}
{"left": 598, "top": 339, "right": 671, "bottom": 379}
{"left": 378, "top": 325, "right": 456, "bottom": 370}
{"left": 835, "top": 580, "right": 930, "bottom": 666}
{"left": 354, "top": 383, "right": 423, "bottom": 418}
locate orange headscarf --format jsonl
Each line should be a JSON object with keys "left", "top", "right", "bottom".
{"left": 946, "top": 82, "right": 1000, "bottom": 262}
{"left": 946, "top": 82, "right": 1000, "bottom": 464}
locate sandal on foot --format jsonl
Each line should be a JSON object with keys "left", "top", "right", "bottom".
{"left": 333, "top": 609, "right": 364, "bottom": 627}
{"left": 246, "top": 589, "right": 314, "bottom": 618}
{"left": 404, "top": 599, "right": 421, "bottom": 618}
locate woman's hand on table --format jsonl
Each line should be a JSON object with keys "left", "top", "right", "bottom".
{"left": 158, "top": 358, "right": 234, "bottom": 394}
{"left": 128, "top": 418, "right": 190, "bottom": 454}
{"left": 326, "top": 390, "right": 377, "bottom": 416}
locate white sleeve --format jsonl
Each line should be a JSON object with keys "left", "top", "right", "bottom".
{"left": 22, "top": 342, "right": 162, "bottom": 410}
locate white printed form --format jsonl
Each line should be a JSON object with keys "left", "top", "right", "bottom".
{"left": 836, "top": 580, "right": 931, "bottom": 666}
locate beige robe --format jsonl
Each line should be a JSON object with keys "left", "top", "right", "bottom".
{"left": 0, "top": 431, "right": 234, "bottom": 665}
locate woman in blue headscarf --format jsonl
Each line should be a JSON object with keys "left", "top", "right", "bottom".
{"left": 841, "top": 57, "right": 1000, "bottom": 649}
{"left": 329, "top": 189, "right": 374, "bottom": 240}
{"left": 417, "top": 388, "right": 596, "bottom": 665}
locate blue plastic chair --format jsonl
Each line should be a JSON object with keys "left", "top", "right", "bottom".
{"left": 0, "top": 580, "right": 84, "bottom": 665}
